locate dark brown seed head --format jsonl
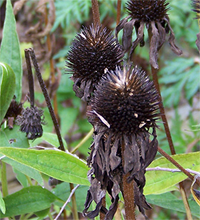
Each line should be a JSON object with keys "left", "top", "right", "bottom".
{"left": 126, "top": 0, "right": 169, "bottom": 22}
{"left": 88, "top": 66, "right": 160, "bottom": 135}
{"left": 16, "top": 106, "right": 45, "bottom": 140}
{"left": 66, "top": 24, "right": 124, "bottom": 89}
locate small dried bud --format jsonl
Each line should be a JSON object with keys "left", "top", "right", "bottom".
{"left": 16, "top": 106, "right": 45, "bottom": 140}
{"left": 5, "top": 99, "right": 23, "bottom": 119}
{"left": 67, "top": 24, "right": 124, "bottom": 101}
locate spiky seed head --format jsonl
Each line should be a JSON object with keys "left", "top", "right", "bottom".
{"left": 126, "top": 0, "right": 169, "bottom": 22}
{"left": 88, "top": 66, "right": 160, "bottom": 135}
{"left": 66, "top": 24, "right": 124, "bottom": 86}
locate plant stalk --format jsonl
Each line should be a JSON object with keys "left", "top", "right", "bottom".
{"left": 70, "top": 183, "right": 79, "bottom": 220}
{"left": 117, "top": 0, "right": 121, "bottom": 25}
{"left": 28, "top": 48, "right": 65, "bottom": 151}
{"left": 1, "top": 161, "right": 8, "bottom": 197}
{"left": 91, "top": 0, "right": 100, "bottom": 28}
{"left": 121, "top": 139, "right": 135, "bottom": 220}
{"left": 25, "top": 49, "right": 34, "bottom": 108}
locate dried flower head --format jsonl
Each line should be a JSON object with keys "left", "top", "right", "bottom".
{"left": 83, "top": 65, "right": 160, "bottom": 219}
{"left": 66, "top": 24, "right": 124, "bottom": 101}
{"left": 16, "top": 106, "right": 45, "bottom": 140}
{"left": 116, "top": 0, "right": 182, "bottom": 68}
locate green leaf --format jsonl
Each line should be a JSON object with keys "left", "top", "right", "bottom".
{"left": 0, "top": 147, "right": 89, "bottom": 185}
{"left": 0, "top": 125, "right": 29, "bottom": 148}
{"left": 30, "top": 132, "right": 67, "bottom": 149}
{"left": 3, "top": 157, "right": 44, "bottom": 186}
{"left": 0, "top": 0, "right": 22, "bottom": 102}
{"left": 0, "top": 62, "right": 16, "bottom": 123}
{"left": 52, "top": 182, "right": 88, "bottom": 212}
{"left": 144, "top": 152, "right": 200, "bottom": 195}
{"left": 0, "top": 192, "right": 6, "bottom": 214}
{"left": 0, "top": 186, "right": 56, "bottom": 218}
{"left": 146, "top": 192, "right": 200, "bottom": 218}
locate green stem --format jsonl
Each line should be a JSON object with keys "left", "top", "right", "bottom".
{"left": 48, "top": 211, "right": 54, "bottom": 220}
{"left": 70, "top": 128, "right": 93, "bottom": 154}
{"left": 25, "top": 175, "right": 33, "bottom": 186}
{"left": 1, "top": 161, "right": 8, "bottom": 197}
{"left": 70, "top": 183, "right": 79, "bottom": 220}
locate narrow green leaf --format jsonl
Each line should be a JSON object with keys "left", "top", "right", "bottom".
{"left": 0, "top": 192, "right": 6, "bottom": 214}
{"left": 0, "top": 62, "right": 16, "bottom": 123}
{"left": 0, "top": 0, "right": 22, "bottom": 102}
{"left": 146, "top": 192, "right": 200, "bottom": 218}
{"left": 0, "top": 125, "right": 29, "bottom": 148}
{"left": 144, "top": 152, "right": 200, "bottom": 195}
{"left": 0, "top": 186, "right": 56, "bottom": 218}
{"left": 3, "top": 157, "right": 44, "bottom": 186}
{"left": 0, "top": 147, "right": 89, "bottom": 185}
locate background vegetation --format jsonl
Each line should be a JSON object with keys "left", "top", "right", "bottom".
{"left": 0, "top": 0, "right": 199, "bottom": 219}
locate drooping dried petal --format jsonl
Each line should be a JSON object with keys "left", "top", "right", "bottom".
{"left": 66, "top": 24, "right": 124, "bottom": 101}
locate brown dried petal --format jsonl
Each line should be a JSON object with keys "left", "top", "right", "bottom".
{"left": 149, "top": 21, "right": 160, "bottom": 69}
{"left": 122, "top": 20, "right": 135, "bottom": 51}
{"left": 196, "top": 33, "right": 200, "bottom": 53}
{"left": 130, "top": 22, "right": 145, "bottom": 58}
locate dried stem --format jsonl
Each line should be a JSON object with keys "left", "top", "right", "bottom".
{"left": 121, "top": 140, "right": 135, "bottom": 220}
{"left": 25, "top": 49, "right": 34, "bottom": 107}
{"left": 91, "top": 0, "right": 100, "bottom": 28}
{"left": 45, "top": 6, "right": 59, "bottom": 122}
{"left": 28, "top": 48, "right": 65, "bottom": 151}
{"left": 116, "top": 0, "right": 121, "bottom": 25}
{"left": 157, "top": 147, "right": 198, "bottom": 183}
{"left": 151, "top": 66, "right": 176, "bottom": 155}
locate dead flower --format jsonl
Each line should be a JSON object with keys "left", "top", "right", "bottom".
{"left": 66, "top": 24, "right": 124, "bottom": 101}
{"left": 116, "top": 0, "right": 182, "bottom": 68}
{"left": 83, "top": 65, "right": 160, "bottom": 219}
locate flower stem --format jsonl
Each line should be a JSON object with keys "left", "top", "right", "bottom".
{"left": 28, "top": 48, "right": 65, "bottom": 151}
{"left": 70, "top": 183, "right": 79, "bottom": 220}
{"left": 25, "top": 49, "right": 34, "bottom": 108}
{"left": 158, "top": 147, "right": 199, "bottom": 184}
{"left": 151, "top": 66, "right": 176, "bottom": 155}
{"left": 91, "top": 0, "right": 100, "bottom": 27}
{"left": 1, "top": 161, "right": 8, "bottom": 197}
{"left": 117, "top": 0, "right": 121, "bottom": 25}
{"left": 121, "top": 140, "right": 135, "bottom": 220}
{"left": 70, "top": 128, "right": 93, "bottom": 154}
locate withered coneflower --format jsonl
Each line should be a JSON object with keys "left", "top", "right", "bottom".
{"left": 83, "top": 65, "right": 160, "bottom": 219}
{"left": 116, "top": 0, "right": 182, "bottom": 68}
{"left": 16, "top": 106, "right": 45, "bottom": 140}
{"left": 66, "top": 24, "right": 124, "bottom": 101}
